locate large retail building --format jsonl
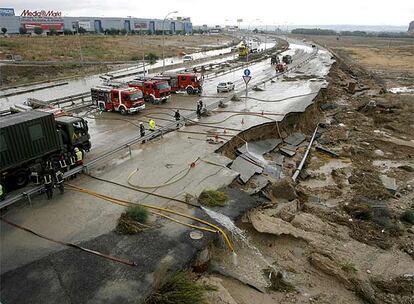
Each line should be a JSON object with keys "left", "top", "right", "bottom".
{"left": 0, "top": 8, "right": 192, "bottom": 34}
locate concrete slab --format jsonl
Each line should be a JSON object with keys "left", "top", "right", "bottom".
{"left": 237, "top": 138, "right": 282, "bottom": 157}
{"left": 380, "top": 175, "right": 397, "bottom": 194}
{"left": 230, "top": 155, "right": 263, "bottom": 184}
{"left": 284, "top": 132, "right": 306, "bottom": 146}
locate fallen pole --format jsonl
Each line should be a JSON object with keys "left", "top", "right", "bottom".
{"left": 292, "top": 124, "right": 319, "bottom": 182}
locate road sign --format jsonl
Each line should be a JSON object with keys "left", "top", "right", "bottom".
{"left": 243, "top": 69, "right": 251, "bottom": 76}
{"left": 242, "top": 75, "right": 251, "bottom": 85}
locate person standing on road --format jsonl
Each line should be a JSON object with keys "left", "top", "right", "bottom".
{"left": 196, "top": 102, "right": 201, "bottom": 119}
{"left": 139, "top": 122, "right": 146, "bottom": 143}
{"left": 74, "top": 147, "right": 83, "bottom": 165}
{"left": 54, "top": 170, "right": 65, "bottom": 194}
{"left": 149, "top": 119, "right": 156, "bottom": 131}
{"left": 174, "top": 110, "right": 181, "bottom": 128}
{"left": 44, "top": 172, "right": 54, "bottom": 200}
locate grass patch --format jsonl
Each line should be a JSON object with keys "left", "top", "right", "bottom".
{"left": 145, "top": 272, "right": 215, "bottom": 304}
{"left": 340, "top": 262, "right": 358, "bottom": 274}
{"left": 401, "top": 209, "right": 414, "bottom": 224}
{"left": 198, "top": 190, "right": 228, "bottom": 207}
{"left": 115, "top": 205, "right": 150, "bottom": 235}
{"left": 126, "top": 205, "right": 149, "bottom": 223}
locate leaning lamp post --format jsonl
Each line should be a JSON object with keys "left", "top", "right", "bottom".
{"left": 162, "top": 10, "right": 178, "bottom": 73}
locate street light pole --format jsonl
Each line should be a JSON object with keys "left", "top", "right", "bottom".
{"left": 162, "top": 10, "right": 178, "bottom": 73}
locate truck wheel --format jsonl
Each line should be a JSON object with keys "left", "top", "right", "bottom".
{"left": 99, "top": 103, "right": 106, "bottom": 112}
{"left": 186, "top": 87, "right": 194, "bottom": 95}
{"left": 120, "top": 107, "right": 127, "bottom": 115}
{"left": 148, "top": 95, "right": 156, "bottom": 104}
{"left": 14, "top": 170, "right": 29, "bottom": 188}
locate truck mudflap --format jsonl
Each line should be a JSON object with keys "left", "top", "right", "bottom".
{"left": 128, "top": 104, "right": 146, "bottom": 113}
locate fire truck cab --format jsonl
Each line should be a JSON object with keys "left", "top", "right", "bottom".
{"left": 154, "top": 72, "right": 203, "bottom": 95}
{"left": 128, "top": 79, "right": 171, "bottom": 104}
{"left": 91, "top": 85, "right": 145, "bottom": 115}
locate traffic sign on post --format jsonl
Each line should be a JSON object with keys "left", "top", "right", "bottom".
{"left": 243, "top": 69, "right": 251, "bottom": 76}
{"left": 242, "top": 75, "right": 251, "bottom": 85}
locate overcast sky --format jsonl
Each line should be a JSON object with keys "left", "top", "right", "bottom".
{"left": 3, "top": 0, "right": 413, "bottom": 26}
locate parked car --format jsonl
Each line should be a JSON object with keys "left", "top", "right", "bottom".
{"left": 217, "top": 82, "right": 235, "bottom": 93}
{"left": 183, "top": 55, "right": 194, "bottom": 62}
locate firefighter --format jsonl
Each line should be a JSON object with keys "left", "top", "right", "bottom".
{"left": 139, "top": 122, "right": 145, "bottom": 137}
{"left": 74, "top": 147, "right": 83, "bottom": 165}
{"left": 43, "top": 172, "right": 54, "bottom": 200}
{"left": 149, "top": 119, "right": 156, "bottom": 131}
{"left": 174, "top": 109, "right": 181, "bottom": 128}
{"left": 196, "top": 102, "right": 202, "bottom": 119}
{"left": 54, "top": 170, "right": 65, "bottom": 194}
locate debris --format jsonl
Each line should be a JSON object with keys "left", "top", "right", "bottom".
{"left": 244, "top": 175, "right": 269, "bottom": 195}
{"left": 284, "top": 132, "right": 306, "bottom": 146}
{"left": 230, "top": 155, "right": 263, "bottom": 183}
{"left": 264, "top": 269, "right": 296, "bottom": 292}
{"left": 316, "top": 145, "right": 339, "bottom": 158}
{"left": 374, "top": 149, "right": 384, "bottom": 157}
{"left": 231, "top": 95, "right": 241, "bottom": 101}
{"left": 238, "top": 138, "right": 282, "bottom": 157}
{"left": 198, "top": 190, "right": 229, "bottom": 206}
{"left": 252, "top": 86, "right": 264, "bottom": 91}
{"left": 272, "top": 199, "right": 299, "bottom": 222}
{"left": 398, "top": 165, "right": 414, "bottom": 172}
{"left": 320, "top": 103, "right": 337, "bottom": 111}
{"left": 279, "top": 144, "right": 297, "bottom": 157}
{"left": 379, "top": 175, "right": 397, "bottom": 194}
{"left": 263, "top": 163, "right": 282, "bottom": 180}
{"left": 269, "top": 177, "right": 298, "bottom": 201}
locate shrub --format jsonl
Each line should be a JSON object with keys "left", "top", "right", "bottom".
{"left": 116, "top": 213, "right": 148, "bottom": 234}
{"left": 402, "top": 209, "right": 414, "bottom": 224}
{"left": 49, "top": 29, "right": 57, "bottom": 36}
{"left": 145, "top": 52, "right": 159, "bottom": 64}
{"left": 120, "top": 28, "right": 127, "bottom": 35}
{"left": 63, "top": 29, "right": 73, "bottom": 35}
{"left": 145, "top": 272, "right": 215, "bottom": 304}
{"left": 126, "top": 205, "right": 149, "bottom": 223}
{"left": 78, "top": 27, "right": 87, "bottom": 34}
{"left": 109, "top": 28, "right": 119, "bottom": 35}
{"left": 198, "top": 190, "right": 228, "bottom": 207}
{"left": 34, "top": 27, "right": 43, "bottom": 35}
{"left": 19, "top": 27, "right": 27, "bottom": 35}
{"left": 340, "top": 262, "right": 358, "bottom": 274}
{"left": 1, "top": 27, "right": 7, "bottom": 35}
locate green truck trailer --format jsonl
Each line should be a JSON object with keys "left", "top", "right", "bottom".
{"left": 0, "top": 111, "right": 91, "bottom": 191}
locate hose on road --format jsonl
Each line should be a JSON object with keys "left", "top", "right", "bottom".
{"left": 0, "top": 217, "right": 138, "bottom": 266}
{"left": 65, "top": 183, "right": 234, "bottom": 252}
{"left": 240, "top": 91, "right": 319, "bottom": 103}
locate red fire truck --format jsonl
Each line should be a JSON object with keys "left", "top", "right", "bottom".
{"left": 151, "top": 72, "right": 203, "bottom": 95}
{"left": 128, "top": 79, "right": 171, "bottom": 104}
{"left": 91, "top": 85, "right": 145, "bottom": 115}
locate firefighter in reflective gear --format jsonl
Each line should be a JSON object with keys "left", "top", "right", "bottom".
{"left": 44, "top": 173, "right": 54, "bottom": 200}
{"left": 54, "top": 170, "right": 64, "bottom": 194}
{"left": 74, "top": 147, "right": 83, "bottom": 165}
{"left": 174, "top": 110, "right": 181, "bottom": 128}
{"left": 149, "top": 119, "right": 156, "bottom": 131}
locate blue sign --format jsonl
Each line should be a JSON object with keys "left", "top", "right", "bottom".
{"left": 0, "top": 8, "right": 15, "bottom": 16}
{"left": 244, "top": 69, "right": 251, "bottom": 76}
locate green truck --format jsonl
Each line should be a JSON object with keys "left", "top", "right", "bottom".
{"left": 0, "top": 111, "right": 91, "bottom": 191}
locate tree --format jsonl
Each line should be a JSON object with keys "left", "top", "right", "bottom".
{"left": 78, "top": 27, "right": 87, "bottom": 34}
{"left": 120, "top": 28, "right": 127, "bottom": 35}
{"left": 19, "top": 27, "right": 27, "bottom": 35}
{"left": 1, "top": 28, "right": 7, "bottom": 35}
{"left": 34, "top": 27, "right": 43, "bottom": 35}
{"left": 49, "top": 28, "right": 57, "bottom": 36}
{"left": 145, "top": 52, "right": 158, "bottom": 64}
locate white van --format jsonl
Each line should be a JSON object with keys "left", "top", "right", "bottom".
{"left": 183, "top": 55, "right": 194, "bottom": 62}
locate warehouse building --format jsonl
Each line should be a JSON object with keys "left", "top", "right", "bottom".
{"left": 0, "top": 8, "right": 192, "bottom": 34}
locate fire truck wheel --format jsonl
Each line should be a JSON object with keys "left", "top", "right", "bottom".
{"left": 120, "top": 107, "right": 127, "bottom": 115}
{"left": 13, "top": 169, "right": 29, "bottom": 188}
{"left": 148, "top": 95, "right": 155, "bottom": 104}
{"left": 186, "top": 87, "right": 194, "bottom": 95}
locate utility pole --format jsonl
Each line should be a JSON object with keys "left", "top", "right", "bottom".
{"left": 162, "top": 11, "right": 178, "bottom": 73}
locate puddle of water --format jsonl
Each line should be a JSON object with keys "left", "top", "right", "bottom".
{"left": 302, "top": 158, "right": 351, "bottom": 189}
{"left": 201, "top": 206, "right": 277, "bottom": 275}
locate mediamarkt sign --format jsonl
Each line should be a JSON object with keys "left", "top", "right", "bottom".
{"left": 20, "top": 10, "right": 62, "bottom": 17}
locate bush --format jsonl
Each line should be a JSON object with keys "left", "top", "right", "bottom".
{"left": 1, "top": 27, "right": 7, "bottom": 35}
{"left": 49, "top": 29, "right": 57, "bottom": 36}
{"left": 198, "top": 190, "right": 228, "bottom": 207}
{"left": 19, "top": 27, "right": 27, "bottom": 35}
{"left": 116, "top": 213, "right": 148, "bottom": 234}
{"left": 34, "top": 27, "right": 43, "bottom": 35}
{"left": 120, "top": 28, "right": 127, "bottom": 35}
{"left": 63, "top": 29, "right": 73, "bottom": 35}
{"left": 402, "top": 209, "right": 414, "bottom": 224}
{"left": 145, "top": 272, "right": 215, "bottom": 304}
{"left": 145, "top": 52, "right": 159, "bottom": 64}
{"left": 109, "top": 28, "right": 119, "bottom": 35}
{"left": 126, "top": 205, "right": 149, "bottom": 223}
{"left": 78, "top": 27, "right": 87, "bottom": 34}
